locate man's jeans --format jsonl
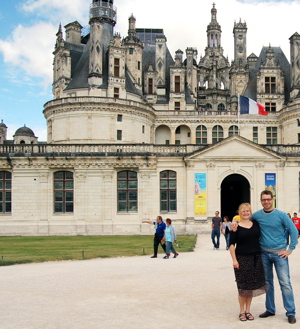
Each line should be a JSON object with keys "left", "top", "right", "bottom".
{"left": 211, "top": 229, "right": 220, "bottom": 248}
{"left": 261, "top": 251, "right": 296, "bottom": 316}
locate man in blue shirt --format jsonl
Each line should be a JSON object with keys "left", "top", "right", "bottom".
{"left": 253, "top": 190, "right": 298, "bottom": 324}
{"left": 142, "top": 216, "right": 166, "bottom": 258}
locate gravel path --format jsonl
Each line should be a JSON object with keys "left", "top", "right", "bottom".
{"left": 1, "top": 234, "right": 300, "bottom": 329}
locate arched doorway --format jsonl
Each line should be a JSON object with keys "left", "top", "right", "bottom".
{"left": 221, "top": 174, "right": 250, "bottom": 221}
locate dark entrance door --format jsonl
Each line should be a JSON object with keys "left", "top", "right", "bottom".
{"left": 221, "top": 174, "right": 250, "bottom": 220}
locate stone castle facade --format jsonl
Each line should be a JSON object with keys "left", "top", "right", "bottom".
{"left": 0, "top": 0, "right": 300, "bottom": 235}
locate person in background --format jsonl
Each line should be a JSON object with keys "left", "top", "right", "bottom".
{"left": 162, "top": 218, "right": 179, "bottom": 259}
{"left": 142, "top": 216, "right": 166, "bottom": 258}
{"left": 222, "top": 216, "right": 231, "bottom": 250}
{"left": 292, "top": 212, "right": 300, "bottom": 238}
{"left": 229, "top": 203, "right": 266, "bottom": 321}
{"left": 211, "top": 211, "right": 222, "bottom": 250}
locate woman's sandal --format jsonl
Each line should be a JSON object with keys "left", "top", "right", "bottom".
{"left": 239, "top": 313, "right": 247, "bottom": 321}
{"left": 245, "top": 312, "right": 254, "bottom": 321}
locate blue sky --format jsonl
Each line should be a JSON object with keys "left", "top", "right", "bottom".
{"left": 1, "top": 0, "right": 300, "bottom": 141}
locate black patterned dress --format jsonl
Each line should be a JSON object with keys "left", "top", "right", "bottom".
{"left": 230, "top": 221, "right": 266, "bottom": 298}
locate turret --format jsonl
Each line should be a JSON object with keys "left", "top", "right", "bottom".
{"left": 206, "top": 3, "right": 222, "bottom": 49}
{"left": 123, "top": 14, "right": 144, "bottom": 90}
{"left": 88, "top": 0, "right": 117, "bottom": 87}
{"left": 289, "top": 32, "right": 300, "bottom": 100}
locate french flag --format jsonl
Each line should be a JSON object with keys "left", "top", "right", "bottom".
{"left": 240, "top": 96, "right": 268, "bottom": 116}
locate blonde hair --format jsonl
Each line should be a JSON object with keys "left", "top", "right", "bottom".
{"left": 238, "top": 203, "right": 252, "bottom": 217}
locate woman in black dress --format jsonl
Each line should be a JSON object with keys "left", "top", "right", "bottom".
{"left": 229, "top": 203, "right": 266, "bottom": 321}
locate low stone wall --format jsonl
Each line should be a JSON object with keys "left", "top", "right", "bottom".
{"left": 0, "top": 220, "right": 211, "bottom": 236}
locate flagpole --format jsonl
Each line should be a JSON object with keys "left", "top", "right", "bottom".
{"left": 237, "top": 93, "right": 240, "bottom": 135}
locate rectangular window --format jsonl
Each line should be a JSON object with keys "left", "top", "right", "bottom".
{"left": 160, "top": 170, "right": 177, "bottom": 212}
{"left": 196, "top": 125, "right": 207, "bottom": 145}
{"left": 114, "top": 87, "right": 119, "bottom": 98}
{"left": 265, "top": 102, "right": 276, "bottom": 112}
{"left": 265, "top": 77, "right": 276, "bottom": 94}
{"left": 117, "top": 130, "right": 122, "bottom": 141}
{"left": 175, "top": 140, "right": 180, "bottom": 145}
{"left": 138, "top": 61, "right": 141, "bottom": 70}
{"left": 298, "top": 133, "right": 300, "bottom": 143}
{"left": 148, "top": 78, "right": 153, "bottom": 94}
{"left": 266, "top": 127, "right": 277, "bottom": 145}
{"left": 253, "top": 126, "right": 258, "bottom": 143}
{"left": 54, "top": 171, "right": 73, "bottom": 213}
{"left": 129, "top": 48, "right": 134, "bottom": 54}
{"left": 165, "top": 140, "right": 170, "bottom": 145}
{"left": 142, "top": 125, "right": 145, "bottom": 134}
{"left": 0, "top": 171, "right": 12, "bottom": 213}
{"left": 114, "top": 58, "right": 120, "bottom": 77}
{"left": 175, "top": 102, "right": 180, "bottom": 111}
{"left": 117, "top": 114, "right": 122, "bottom": 122}
{"left": 117, "top": 171, "right": 138, "bottom": 212}
{"left": 175, "top": 76, "right": 180, "bottom": 93}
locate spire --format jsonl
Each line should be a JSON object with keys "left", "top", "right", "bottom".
{"left": 55, "top": 23, "right": 64, "bottom": 49}
{"left": 128, "top": 14, "right": 136, "bottom": 37}
{"left": 206, "top": 4, "right": 221, "bottom": 49}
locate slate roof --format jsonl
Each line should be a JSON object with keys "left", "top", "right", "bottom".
{"left": 244, "top": 46, "right": 290, "bottom": 104}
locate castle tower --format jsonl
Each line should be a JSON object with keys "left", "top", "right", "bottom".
{"left": 88, "top": 0, "right": 117, "bottom": 87}
{"left": 155, "top": 34, "right": 167, "bottom": 97}
{"left": 123, "top": 14, "right": 144, "bottom": 90}
{"left": 230, "top": 19, "right": 249, "bottom": 97}
{"left": 52, "top": 24, "right": 71, "bottom": 99}
{"left": 233, "top": 19, "right": 247, "bottom": 67}
{"left": 186, "top": 47, "right": 198, "bottom": 97}
{"left": 206, "top": 3, "right": 222, "bottom": 51}
{"left": 289, "top": 32, "right": 300, "bottom": 100}
{"left": 0, "top": 120, "right": 7, "bottom": 144}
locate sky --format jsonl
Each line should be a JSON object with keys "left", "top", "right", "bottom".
{"left": 1, "top": 0, "right": 300, "bottom": 141}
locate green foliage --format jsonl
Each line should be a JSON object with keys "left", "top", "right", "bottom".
{"left": 0, "top": 235, "right": 197, "bottom": 266}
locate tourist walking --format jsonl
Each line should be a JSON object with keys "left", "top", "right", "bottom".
{"left": 211, "top": 211, "right": 222, "bottom": 249}
{"left": 162, "top": 218, "right": 179, "bottom": 259}
{"left": 142, "top": 216, "right": 166, "bottom": 258}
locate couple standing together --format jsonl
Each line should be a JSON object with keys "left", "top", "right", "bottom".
{"left": 225, "top": 190, "right": 298, "bottom": 324}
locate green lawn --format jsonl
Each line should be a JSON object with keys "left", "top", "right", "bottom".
{"left": 0, "top": 235, "right": 197, "bottom": 266}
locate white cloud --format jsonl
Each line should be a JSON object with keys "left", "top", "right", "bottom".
{"left": 116, "top": 0, "right": 300, "bottom": 62}
{"left": 21, "top": 0, "right": 90, "bottom": 24}
{"left": 0, "top": 22, "right": 56, "bottom": 86}
{"left": 1, "top": 0, "right": 300, "bottom": 92}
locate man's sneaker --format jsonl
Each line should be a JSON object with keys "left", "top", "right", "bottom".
{"left": 173, "top": 253, "right": 179, "bottom": 258}
{"left": 163, "top": 255, "right": 169, "bottom": 259}
{"left": 150, "top": 255, "right": 157, "bottom": 258}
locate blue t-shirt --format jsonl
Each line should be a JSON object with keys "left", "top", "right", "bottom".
{"left": 154, "top": 221, "right": 166, "bottom": 237}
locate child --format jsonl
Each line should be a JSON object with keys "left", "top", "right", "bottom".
{"left": 163, "top": 218, "right": 179, "bottom": 259}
